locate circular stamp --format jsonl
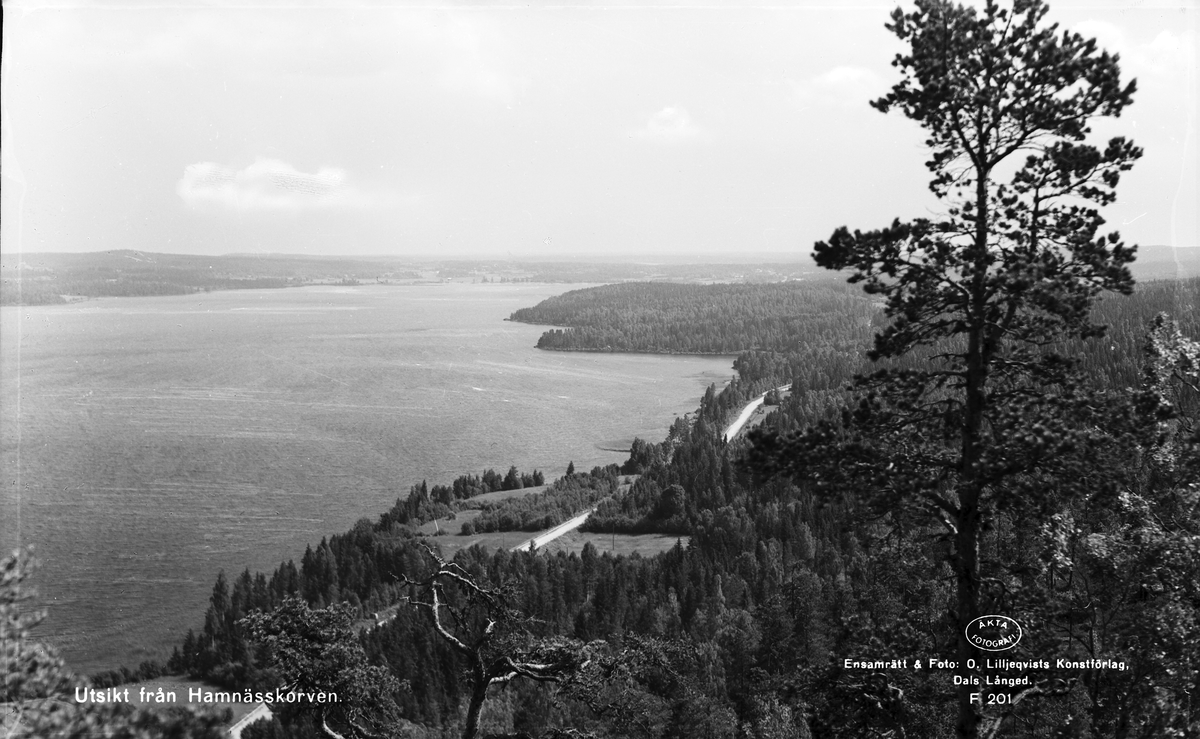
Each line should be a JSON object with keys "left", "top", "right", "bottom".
{"left": 965, "top": 615, "right": 1022, "bottom": 652}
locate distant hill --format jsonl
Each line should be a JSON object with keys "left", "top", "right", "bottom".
{"left": 0, "top": 251, "right": 821, "bottom": 305}
{"left": 0, "top": 250, "right": 437, "bottom": 305}
{"left": 1, "top": 247, "right": 1193, "bottom": 305}
{"left": 1130, "top": 244, "right": 1200, "bottom": 280}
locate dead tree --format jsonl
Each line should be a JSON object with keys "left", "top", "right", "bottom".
{"left": 399, "top": 547, "right": 588, "bottom": 739}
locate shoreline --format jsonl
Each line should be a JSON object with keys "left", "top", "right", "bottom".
{"left": 528, "top": 343, "right": 742, "bottom": 359}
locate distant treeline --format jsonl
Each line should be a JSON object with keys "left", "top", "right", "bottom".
{"left": 432, "top": 261, "right": 817, "bottom": 284}
{"left": 0, "top": 251, "right": 425, "bottom": 305}
{"left": 466, "top": 468, "right": 619, "bottom": 534}
{"left": 4, "top": 277, "right": 295, "bottom": 304}
{"left": 5, "top": 247, "right": 1193, "bottom": 306}
{"left": 375, "top": 466, "right": 549, "bottom": 530}
{"left": 508, "top": 279, "right": 879, "bottom": 433}
{"left": 509, "top": 280, "right": 876, "bottom": 355}
{"left": 512, "top": 277, "right": 1200, "bottom": 434}
{"left": 0, "top": 250, "right": 828, "bottom": 305}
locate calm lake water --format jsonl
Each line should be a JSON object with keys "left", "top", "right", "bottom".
{"left": 0, "top": 284, "right": 734, "bottom": 673}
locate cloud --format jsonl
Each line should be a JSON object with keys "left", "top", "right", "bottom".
{"left": 631, "top": 106, "right": 706, "bottom": 143}
{"left": 177, "top": 159, "right": 378, "bottom": 211}
{"left": 790, "top": 66, "right": 886, "bottom": 108}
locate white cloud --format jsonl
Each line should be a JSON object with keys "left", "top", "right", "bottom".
{"left": 631, "top": 106, "right": 706, "bottom": 143}
{"left": 176, "top": 159, "right": 379, "bottom": 212}
{"left": 790, "top": 66, "right": 886, "bottom": 108}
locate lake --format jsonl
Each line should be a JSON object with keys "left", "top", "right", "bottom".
{"left": 0, "top": 283, "right": 734, "bottom": 673}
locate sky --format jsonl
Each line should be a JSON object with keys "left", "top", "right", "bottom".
{"left": 1, "top": 0, "right": 1196, "bottom": 260}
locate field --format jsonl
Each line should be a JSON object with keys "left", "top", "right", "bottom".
{"left": 414, "top": 482, "right": 552, "bottom": 538}
{"left": 1, "top": 283, "right": 734, "bottom": 673}
{"left": 539, "top": 530, "right": 689, "bottom": 558}
{"left": 422, "top": 526, "right": 536, "bottom": 559}
{"left": 418, "top": 509, "right": 483, "bottom": 537}
{"left": 415, "top": 522, "right": 687, "bottom": 560}
{"left": 419, "top": 475, "right": 639, "bottom": 556}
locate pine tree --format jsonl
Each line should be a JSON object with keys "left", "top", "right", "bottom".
{"left": 240, "top": 597, "right": 401, "bottom": 739}
{"left": 750, "top": 1, "right": 1141, "bottom": 736}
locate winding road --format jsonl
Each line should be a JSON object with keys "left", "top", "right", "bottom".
{"left": 722, "top": 384, "right": 791, "bottom": 442}
{"left": 505, "top": 385, "right": 793, "bottom": 553}
{"left": 228, "top": 703, "right": 272, "bottom": 739}
{"left": 510, "top": 506, "right": 600, "bottom": 552}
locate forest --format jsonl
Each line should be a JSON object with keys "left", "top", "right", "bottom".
{"left": 466, "top": 470, "right": 619, "bottom": 535}
{"left": 7, "top": 276, "right": 1199, "bottom": 738}
{"left": 509, "top": 280, "right": 877, "bottom": 356}
{"left": 48, "top": 272, "right": 1190, "bottom": 739}
{"left": 4, "top": 2, "right": 1198, "bottom": 738}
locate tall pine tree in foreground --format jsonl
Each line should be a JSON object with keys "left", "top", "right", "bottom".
{"left": 750, "top": 1, "right": 1144, "bottom": 736}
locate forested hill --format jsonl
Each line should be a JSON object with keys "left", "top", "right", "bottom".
{"left": 509, "top": 280, "right": 876, "bottom": 354}
{"left": 0, "top": 250, "right": 819, "bottom": 305}
{"left": 7, "top": 248, "right": 1190, "bottom": 306}
{"left": 0, "top": 251, "right": 415, "bottom": 304}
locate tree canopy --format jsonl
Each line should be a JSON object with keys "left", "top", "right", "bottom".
{"left": 240, "top": 598, "right": 402, "bottom": 739}
{"left": 751, "top": 0, "right": 1153, "bottom": 736}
